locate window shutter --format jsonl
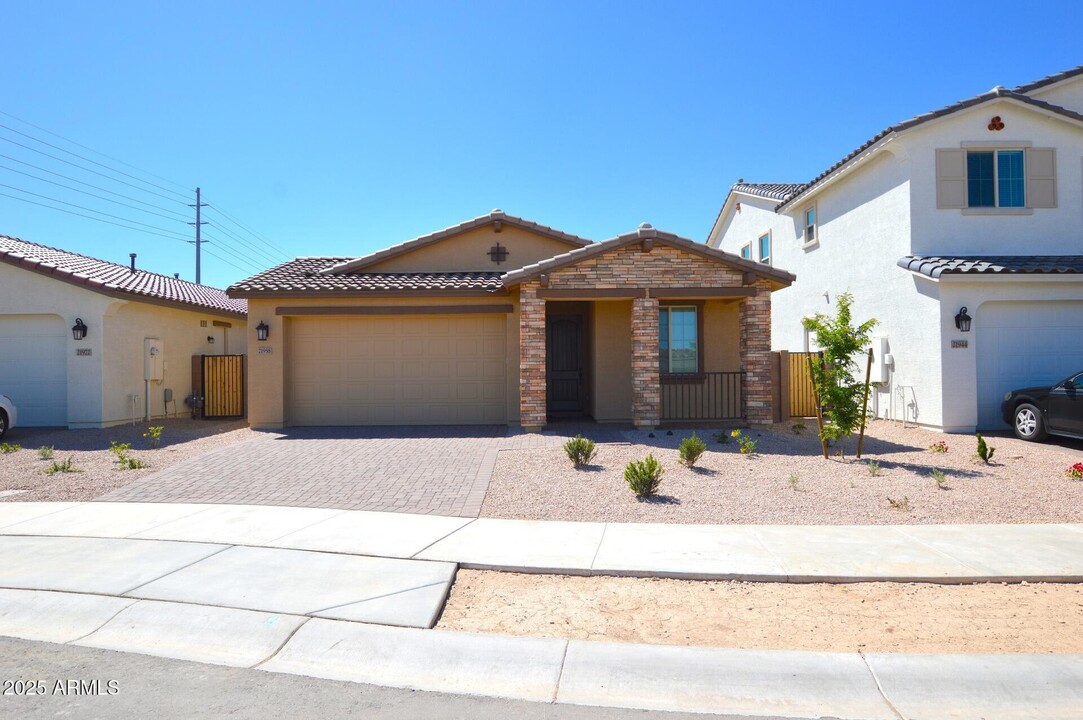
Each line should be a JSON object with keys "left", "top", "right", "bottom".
{"left": 1026, "top": 148, "right": 1057, "bottom": 208}
{"left": 936, "top": 149, "right": 967, "bottom": 209}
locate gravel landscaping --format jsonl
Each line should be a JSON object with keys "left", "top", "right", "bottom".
{"left": 438, "top": 569, "right": 1083, "bottom": 654}
{"left": 482, "top": 420, "right": 1083, "bottom": 524}
{"left": 0, "top": 419, "right": 263, "bottom": 502}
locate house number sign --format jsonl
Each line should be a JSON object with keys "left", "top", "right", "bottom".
{"left": 951, "top": 340, "right": 968, "bottom": 349}
{"left": 76, "top": 348, "right": 92, "bottom": 356}
{"left": 257, "top": 346, "right": 273, "bottom": 354}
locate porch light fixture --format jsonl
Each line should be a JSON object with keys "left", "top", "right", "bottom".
{"left": 256, "top": 321, "right": 270, "bottom": 341}
{"left": 954, "top": 306, "right": 972, "bottom": 332}
{"left": 71, "top": 318, "right": 88, "bottom": 341}
{"left": 207, "top": 335, "right": 215, "bottom": 344}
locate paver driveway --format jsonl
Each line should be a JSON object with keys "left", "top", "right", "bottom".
{"left": 102, "top": 426, "right": 569, "bottom": 517}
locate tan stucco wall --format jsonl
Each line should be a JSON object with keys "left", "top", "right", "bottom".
{"left": 590, "top": 300, "right": 633, "bottom": 422}
{"left": 703, "top": 299, "right": 741, "bottom": 372}
{"left": 101, "top": 303, "right": 247, "bottom": 425}
{"left": 0, "top": 262, "right": 246, "bottom": 428}
{"left": 246, "top": 293, "right": 520, "bottom": 428}
{"left": 364, "top": 225, "right": 580, "bottom": 273}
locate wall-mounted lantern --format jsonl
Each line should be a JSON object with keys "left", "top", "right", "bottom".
{"left": 954, "top": 306, "right": 972, "bottom": 333}
{"left": 207, "top": 335, "right": 216, "bottom": 344}
{"left": 72, "top": 318, "right": 88, "bottom": 341}
{"left": 256, "top": 321, "right": 270, "bottom": 342}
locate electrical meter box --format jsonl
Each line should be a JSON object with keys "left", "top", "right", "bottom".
{"left": 144, "top": 338, "right": 165, "bottom": 382}
{"left": 867, "top": 336, "right": 890, "bottom": 384}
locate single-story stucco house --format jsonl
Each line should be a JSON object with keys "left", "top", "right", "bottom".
{"left": 0, "top": 235, "right": 247, "bottom": 428}
{"left": 228, "top": 211, "right": 794, "bottom": 430}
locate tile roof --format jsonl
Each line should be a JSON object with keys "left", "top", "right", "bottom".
{"left": 730, "top": 183, "right": 806, "bottom": 202}
{"left": 1013, "top": 65, "right": 1083, "bottom": 94}
{"left": 324, "top": 210, "right": 591, "bottom": 275}
{"left": 228, "top": 256, "right": 505, "bottom": 295}
{"left": 0, "top": 234, "right": 246, "bottom": 315}
{"left": 898, "top": 255, "right": 1083, "bottom": 279}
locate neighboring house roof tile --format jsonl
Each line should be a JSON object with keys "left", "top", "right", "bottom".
{"left": 228, "top": 256, "right": 505, "bottom": 295}
{"left": 0, "top": 234, "right": 246, "bottom": 315}
{"left": 731, "top": 183, "right": 806, "bottom": 202}
{"left": 323, "top": 210, "right": 591, "bottom": 275}
{"left": 501, "top": 225, "right": 796, "bottom": 288}
{"left": 898, "top": 255, "right": 1083, "bottom": 279}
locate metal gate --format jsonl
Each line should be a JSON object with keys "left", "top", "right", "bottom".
{"left": 202, "top": 355, "right": 245, "bottom": 418}
{"left": 787, "top": 352, "right": 820, "bottom": 419}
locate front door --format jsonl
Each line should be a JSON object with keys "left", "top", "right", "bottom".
{"left": 546, "top": 314, "right": 585, "bottom": 415}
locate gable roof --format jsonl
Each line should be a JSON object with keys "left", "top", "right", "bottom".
{"left": 730, "top": 183, "right": 806, "bottom": 203}
{"left": 898, "top": 254, "right": 1083, "bottom": 279}
{"left": 1013, "top": 65, "right": 1083, "bottom": 95}
{"left": 322, "top": 210, "right": 591, "bottom": 275}
{"left": 501, "top": 224, "right": 795, "bottom": 288}
{"left": 227, "top": 256, "right": 505, "bottom": 296}
{"left": 0, "top": 234, "right": 246, "bottom": 316}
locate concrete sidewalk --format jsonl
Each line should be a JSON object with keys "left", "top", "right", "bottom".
{"left": 2, "top": 501, "right": 1083, "bottom": 582}
{"left": 0, "top": 587, "right": 1080, "bottom": 719}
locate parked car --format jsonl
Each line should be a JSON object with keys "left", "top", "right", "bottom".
{"left": 0, "top": 394, "right": 15, "bottom": 440}
{"left": 1002, "top": 372, "right": 1083, "bottom": 441}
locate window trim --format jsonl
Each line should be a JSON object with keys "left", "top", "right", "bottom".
{"left": 659, "top": 301, "right": 703, "bottom": 376}
{"left": 966, "top": 148, "right": 1026, "bottom": 209}
{"left": 757, "top": 231, "right": 772, "bottom": 265}
{"left": 802, "top": 204, "right": 818, "bottom": 249}
{"left": 740, "top": 242, "right": 752, "bottom": 260}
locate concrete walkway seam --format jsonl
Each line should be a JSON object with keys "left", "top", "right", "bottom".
{"left": 250, "top": 616, "right": 313, "bottom": 670}
{"left": 858, "top": 650, "right": 906, "bottom": 720}
{"left": 261, "top": 508, "right": 353, "bottom": 545}
{"left": 119, "top": 544, "right": 233, "bottom": 596}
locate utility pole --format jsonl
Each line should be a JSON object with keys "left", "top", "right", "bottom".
{"left": 188, "top": 187, "right": 208, "bottom": 284}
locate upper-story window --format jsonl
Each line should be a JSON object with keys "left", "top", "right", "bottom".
{"left": 758, "top": 232, "right": 771, "bottom": 265}
{"left": 803, "top": 207, "right": 816, "bottom": 245}
{"left": 967, "top": 150, "right": 1025, "bottom": 208}
{"left": 740, "top": 243, "right": 752, "bottom": 260}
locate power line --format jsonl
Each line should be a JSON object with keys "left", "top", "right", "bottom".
{"left": 0, "top": 153, "right": 190, "bottom": 220}
{"left": 0, "top": 121, "right": 190, "bottom": 201}
{"left": 204, "top": 219, "right": 287, "bottom": 265}
{"left": 202, "top": 199, "right": 292, "bottom": 257}
{"left": 0, "top": 163, "right": 191, "bottom": 225}
{"left": 0, "top": 134, "right": 188, "bottom": 205}
{"left": 199, "top": 231, "right": 266, "bottom": 272}
{"left": 0, "top": 109, "right": 193, "bottom": 194}
{"left": 0, "top": 190, "right": 195, "bottom": 243}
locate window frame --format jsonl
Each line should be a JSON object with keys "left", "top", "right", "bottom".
{"left": 965, "top": 148, "right": 1026, "bottom": 209}
{"left": 658, "top": 301, "right": 703, "bottom": 377}
{"left": 758, "top": 231, "right": 772, "bottom": 265}
{"left": 802, "top": 205, "right": 817, "bottom": 247}
{"left": 740, "top": 243, "right": 752, "bottom": 260}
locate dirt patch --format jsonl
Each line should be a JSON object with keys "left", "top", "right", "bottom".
{"left": 482, "top": 420, "right": 1083, "bottom": 524}
{"left": 438, "top": 569, "right": 1083, "bottom": 654}
{"left": 0, "top": 419, "right": 265, "bottom": 502}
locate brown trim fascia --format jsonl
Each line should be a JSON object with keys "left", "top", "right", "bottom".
{"left": 0, "top": 255, "right": 246, "bottom": 319}
{"left": 212, "top": 320, "right": 233, "bottom": 328}
{"left": 230, "top": 288, "right": 509, "bottom": 299}
{"left": 276, "top": 304, "right": 515, "bottom": 316}
{"left": 537, "top": 288, "right": 646, "bottom": 299}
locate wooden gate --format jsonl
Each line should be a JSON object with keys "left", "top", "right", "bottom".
{"left": 786, "top": 351, "right": 820, "bottom": 419}
{"left": 202, "top": 355, "right": 245, "bottom": 418}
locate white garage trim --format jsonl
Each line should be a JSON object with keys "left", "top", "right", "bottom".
{"left": 0, "top": 314, "right": 68, "bottom": 426}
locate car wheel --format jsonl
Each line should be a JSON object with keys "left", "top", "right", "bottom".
{"left": 0, "top": 410, "right": 6, "bottom": 441}
{"left": 1013, "top": 403, "right": 1047, "bottom": 442}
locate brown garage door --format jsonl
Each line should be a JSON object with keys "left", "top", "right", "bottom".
{"left": 287, "top": 315, "right": 507, "bottom": 425}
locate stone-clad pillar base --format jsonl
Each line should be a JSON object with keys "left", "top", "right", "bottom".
{"left": 519, "top": 283, "right": 547, "bottom": 432}
{"left": 740, "top": 280, "right": 773, "bottom": 424}
{"left": 631, "top": 296, "right": 660, "bottom": 430}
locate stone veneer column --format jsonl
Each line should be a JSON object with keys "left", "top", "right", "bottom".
{"left": 740, "top": 280, "right": 773, "bottom": 424}
{"left": 519, "top": 282, "right": 547, "bottom": 431}
{"left": 631, "top": 296, "right": 660, "bottom": 430}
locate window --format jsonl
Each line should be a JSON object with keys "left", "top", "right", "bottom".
{"left": 803, "top": 207, "right": 816, "bottom": 244}
{"left": 740, "top": 243, "right": 751, "bottom": 260}
{"left": 758, "top": 232, "right": 771, "bottom": 265}
{"left": 659, "top": 306, "right": 698, "bottom": 374}
{"left": 967, "top": 150, "right": 1025, "bottom": 208}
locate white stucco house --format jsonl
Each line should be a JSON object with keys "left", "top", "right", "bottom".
{"left": 0, "top": 235, "right": 247, "bottom": 428}
{"left": 708, "top": 65, "right": 1083, "bottom": 433}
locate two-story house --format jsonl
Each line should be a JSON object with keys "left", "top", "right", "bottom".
{"left": 708, "top": 66, "right": 1083, "bottom": 434}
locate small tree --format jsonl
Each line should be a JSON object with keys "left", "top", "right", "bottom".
{"left": 802, "top": 292, "right": 877, "bottom": 459}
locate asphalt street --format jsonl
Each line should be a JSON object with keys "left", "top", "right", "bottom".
{"left": 0, "top": 637, "right": 785, "bottom": 720}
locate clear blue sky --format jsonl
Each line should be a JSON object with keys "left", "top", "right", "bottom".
{"left": 3, "top": 1, "right": 1081, "bottom": 289}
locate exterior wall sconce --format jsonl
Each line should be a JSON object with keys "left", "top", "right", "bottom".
{"left": 256, "top": 321, "right": 270, "bottom": 341}
{"left": 207, "top": 335, "right": 215, "bottom": 344}
{"left": 72, "top": 318, "right": 88, "bottom": 341}
{"left": 954, "top": 306, "right": 972, "bottom": 332}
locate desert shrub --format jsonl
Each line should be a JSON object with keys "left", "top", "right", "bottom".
{"left": 1066, "top": 462, "right": 1083, "bottom": 480}
{"left": 624, "top": 454, "right": 664, "bottom": 497}
{"left": 931, "top": 467, "right": 948, "bottom": 489}
{"left": 887, "top": 496, "right": 911, "bottom": 511}
{"left": 791, "top": 422, "right": 806, "bottom": 435}
{"left": 120, "top": 456, "right": 148, "bottom": 470}
{"left": 143, "top": 425, "right": 165, "bottom": 448}
{"left": 730, "top": 429, "right": 757, "bottom": 456}
{"left": 678, "top": 433, "right": 707, "bottom": 467}
{"left": 0, "top": 443, "right": 21, "bottom": 454}
{"left": 109, "top": 441, "right": 131, "bottom": 458}
{"left": 45, "top": 456, "right": 78, "bottom": 475}
{"left": 37, "top": 446, "right": 54, "bottom": 460}
{"left": 562, "top": 435, "right": 597, "bottom": 467}
{"left": 976, "top": 434, "right": 996, "bottom": 464}
{"left": 713, "top": 431, "right": 729, "bottom": 444}
{"left": 928, "top": 440, "right": 948, "bottom": 454}
{"left": 788, "top": 473, "right": 800, "bottom": 491}
{"left": 866, "top": 460, "right": 881, "bottom": 477}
